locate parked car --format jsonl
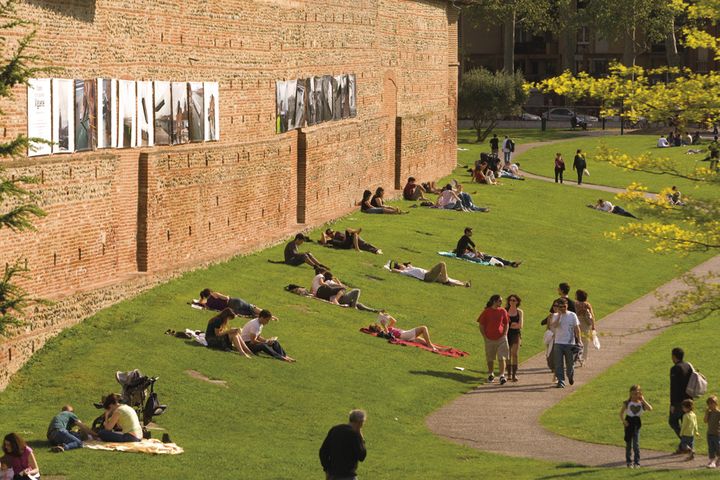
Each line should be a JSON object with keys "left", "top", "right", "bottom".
{"left": 504, "top": 110, "right": 541, "bottom": 121}
{"left": 542, "top": 108, "right": 598, "bottom": 123}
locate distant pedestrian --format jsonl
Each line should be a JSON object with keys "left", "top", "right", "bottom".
{"left": 502, "top": 135, "right": 515, "bottom": 166}
{"left": 669, "top": 347, "right": 693, "bottom": 451}
{"left": 489, "top": 134, "right": 499, "bottom": 157}
{"left": 704, "top": 395, "right": 720, "bottom": 468}
{"left": 548, "top": 298, "right": 582, "bottom": 388}
{"left": 574, "top": 289, "right": 595, "bottom": 366}
{"left": 505, "top": 294, "right": 523, "bottom": 382}
{"left": 620, "top": 385, "right": 653, "bottom": 468}
{"left": 554, "top": 153, "right": 565, "bottom": 183}
{"left": 573, "top": 149, "right": 587, "bottom": 185}
{"left": 680, "top": 399, "right": 700, "bottom": 460}
{"left": 477, "top": 294, "right": 510, "bottom": 385}
{"left": 319, "top": 410, "right": 367, "bottom": 480}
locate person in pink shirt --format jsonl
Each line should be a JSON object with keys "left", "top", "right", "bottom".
{"left": 477, "top": 294, "right": 510, "bottom": 385}
{"left": 1, "top": 433, "right": 39, "bottom": 479}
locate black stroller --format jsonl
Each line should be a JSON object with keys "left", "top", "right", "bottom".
{"left": 92, "top": 369, "right": 167, "bottom": 438}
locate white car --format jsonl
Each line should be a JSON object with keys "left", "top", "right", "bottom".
{"left": 543, "top": 108, "right": 598, "bottom": 123}
{"left": 520, "top": 111, "right": 541, "bottom": 121}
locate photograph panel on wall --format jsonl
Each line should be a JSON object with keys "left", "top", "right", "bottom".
{"left": 171, "top": 81, "right": 189, "bottom": 145}
{"left": 203, "top": 81, "right": 219, "bottom": 141}
{"left": 137, "top": 80, "right": 154, "bottom": 147}
{"left": 294, "top": 79, "right": 307, "bottom": 129}
{"left": 74, "top": 79, "right": 97, "bottom": 151}
{"left": 154, "top": 81, "right": 172, "bottom": 145}
{"left": 313, "top": 76, "right": 324, "bottom": 124}
{"left": 332, "top": 75, "right": 343, "bottom": 121}
{"left": 348, "top": 74, "right": 357, "bottom": 117}
{"left": 285, "top": 80, "right": 297, "bottom": 130}
{"left": 340, "top": 75, "right": 350, "bottom": 119}
{"left": 276, "top": 80, "right": 288, "bottom": 133}
{"left": 51, "top": 79, "right": 74, "bottom": 154}
{"left": 188, "top": 82, "right": 204, "bottom": 142}
{"left": 117, "top": 80, "right": 137, "bottom": 148}
{"left": 27, "top": 78, "right": 52, "bottom": 156}
{"left": 97, "top": 78, "right": 117, "bottom": 149}
{"left": 321, "top": 75, "right": 333, "bottom": 122}
{"left": 306, "top": 77, "right": 318, "bottom": 126}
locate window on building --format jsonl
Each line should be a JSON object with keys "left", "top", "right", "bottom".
{"left": 577, "top": 27, "right": 589, "bottom": 45}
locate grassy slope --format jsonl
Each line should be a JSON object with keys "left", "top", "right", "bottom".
{"left": 0, "top": 131, "right": 716, "bottom": 479}
{"left": 518, "top": 135, "right": 717, "bottom": 199}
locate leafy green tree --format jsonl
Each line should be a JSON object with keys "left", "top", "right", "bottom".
{"left": 0, "top": 0, "right": 49, "bottom": 334}
{"left": 458, "top": 68, "right": 527, "bottom": 142}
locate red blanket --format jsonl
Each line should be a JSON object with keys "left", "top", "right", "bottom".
{"left": 360, "top": 328, "right": 469, "bottom": 358}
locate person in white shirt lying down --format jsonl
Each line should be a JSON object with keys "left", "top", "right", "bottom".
{"left": 389, "top": 261, "right": 470, "bottom": 287}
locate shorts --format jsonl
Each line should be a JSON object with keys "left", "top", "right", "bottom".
{"left": 206, "top": 335, "right": 232, "bottom": 350}
{"left": 285, "top": 253, "right": 307, "bottom": 266}
{"left": 228, "top": 298, "right": 256, "bottom": 316}
{"left": 507, "top": 328, "right": 521, "bottom": 347}
{"left": 397, "top": 328, "right": 417, "bottom": 341}
{"left": 484, "top": 336, "right": 509, "bottom": 364}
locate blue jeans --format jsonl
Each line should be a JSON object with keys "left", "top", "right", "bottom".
{"left": 97, "top": 429, "right": 141, "bottom": 442}
{"left": 504, "top": 151, "right": 512, "bottom": 164}
{"left": 668, "top": 407, "right": 683, "bottom": 439}
{"left": 552, "top": 343, "right": 575, "bottom": 385}
{"left": 680, "top": 435, "right": 695, "bottom": 452}
{"left": 624, "top": 417, "right": 641, "bottom": 465}
{"left": 48, "top": 429, "right": 83, "bottom": 450}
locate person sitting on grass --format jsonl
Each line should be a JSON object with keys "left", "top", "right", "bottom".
{"left": 47, "top": 405, "right": 95, "bottom": 453}
{"left": 499, "top": 162, "right": 524, "bottom": 180}
{"left": 205, "top": 307, "right": 253, "bottom": 357}
{"left": 375, "top": 312, "right": 445, "bottom": 352}
{"left": 241, "top": 310, "right": 295, "bottom": 362}
{"left": 319, "top": 228, "right": 382, "bottom": 255}
{"left": 455, "top": 227, "right": 521, "bottom": 267}
{"left": 358, "top": 189, "right": 404, "bottom": 214}
{"left": 657, "top": 135, "right": 670, "bottom": 148}
{"left": 284, "top": 233, "right": 328, "bottom": 269}
{"left": 198, "top": 288, "right": 261, "bottom": 316}
{"left": 313, "top": 269, "right": 381, "bottom": 312}
{"left": 97, "top": 393, "right": 142, "bottom": 443}
{"left": 666, "top": 186, "right": 685, "bottom": 206}
{"left": 455, "top": 184, "right": 489, "bottom": 212}
{"left": 588, "top": 199, "right": 639, "bottom": 219}
{"left": 370, "top": 187, "right": 405, "bottom": 214}
{"left": 1, "top": 433, "right": 40, "bottom": 479}
{"left": 402, "top": 177, "right": 429, "bottom": 201}
{"left": 435, "top": 184, "right": 465, "bottom": 210}
{"left": 389, "top": 260, "right": 470, "bottom": 287}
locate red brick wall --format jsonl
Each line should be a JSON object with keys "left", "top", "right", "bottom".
{"left": 0, "top": 0, "right": 458, "bottom": 389}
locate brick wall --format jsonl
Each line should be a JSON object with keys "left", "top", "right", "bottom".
{"left": 0, "top": 0, "right": 458, "bottom": 389}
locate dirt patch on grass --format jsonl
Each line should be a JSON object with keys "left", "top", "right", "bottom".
{"left": 185, "top": 369, "right": 228, "bottom": 387}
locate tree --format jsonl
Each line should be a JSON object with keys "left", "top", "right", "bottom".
{"left": 458, "top": 68, "right": 527, "bottom": 142}
{"left": 0, "top": 0, "right": 49, "bottom": 335}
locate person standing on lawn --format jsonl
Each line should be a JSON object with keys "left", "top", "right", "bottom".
{"left": 573, "top": 149, "right": 587, "bottom": 185}
{"left": 669, "top": 347, "right": 693, "bottom": 450}
{"left": 477, "top": 294, "right": 510, "bottom": 385}
{"left": 319, "top": 410, "right": 367, "bottom": 480}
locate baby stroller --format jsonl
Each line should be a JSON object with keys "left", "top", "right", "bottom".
{"left": 92, "top": 369, "right": 167, "bottom": 437}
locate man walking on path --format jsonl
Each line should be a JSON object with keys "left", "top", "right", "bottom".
{"left": 669, "top": 347, "right": 693, "bottom": 451}
{"left": 490, "top": 134, "right": 499, "bottom": 157}
{"left": 548, "top": 298, "right": 582, "bottom": 388}
{"left": 319, "top": 410, "right": 367, "bottom": 480}
{"left": 573, "top": 149, "right": 587, "bottom": 185}
{"left": 477, "top": 294, "right": 510, "bottom": 385}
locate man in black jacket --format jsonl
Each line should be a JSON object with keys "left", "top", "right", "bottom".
{"left": 669, "top": 347, "right": 693, "bottom": 450}
{"left": 572, "top": 149, "right": 587, "bottom": 185}
{"left": 320, "top": 410, "right": 367, "bottom": 480}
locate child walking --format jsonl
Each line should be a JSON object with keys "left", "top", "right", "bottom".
{"left": 620, "top": 385, "right": 653, "bottom": 468}
{"left": 705, "top": 395, "right": 720, "bottom": 468}
{"left": 680, "top": 398, "right": 700, "bottom": 460}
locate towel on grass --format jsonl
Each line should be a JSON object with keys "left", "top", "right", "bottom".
{"left": 360, "top": 328, "right": 469, "bottom": 358}
{"left": 186, "top": 329, "right": 207, "bottom": 347}
{"left": 84, "top": 438, "right": 183, "bottom": 455}
{"left": 438, "top": 251, "right": 502, "bottom": 266}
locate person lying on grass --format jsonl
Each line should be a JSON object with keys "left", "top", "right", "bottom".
{"left": 319, "top": 227, "right": 382, "bottom": 255}
{"left": 455, "top": 227, "right": 521, "bottom": 267}
{"left": 197, "top": 288, "right": 262, "bottom": 316}
{"left": 375, "top": 312, "right": 446, "bottom": 352}
{"left": 389, "top": 260, "right": 470, "bottom": 287}
{"left": 312, "top": 268, "right": 381, "bottom": 312}
{"left": 240, "top": 310, "right": 295, "bottom": 363}
{"left": 588, "top": 199, "right": 639, "bottom": 219}
{"left": 205, "top": 307, "right": 253, "bottom": 357}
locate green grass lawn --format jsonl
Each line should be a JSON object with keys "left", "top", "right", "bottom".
{"left": 0, "top": 133, "right": 717, "bottom": 479}
{"left": 518, "top": 135, "right": 717, "bottom": 199}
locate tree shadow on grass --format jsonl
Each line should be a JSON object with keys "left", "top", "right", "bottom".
{"left": 408, "top": 370, "right": 478, "bottom": 384}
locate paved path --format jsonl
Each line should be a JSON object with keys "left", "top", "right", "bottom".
{"left": 428, "top": 134, "right": 716, "bottom": 468}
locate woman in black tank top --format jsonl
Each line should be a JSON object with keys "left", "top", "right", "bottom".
{"left": 505, "top": 294, "right": 524, "bottom": 382}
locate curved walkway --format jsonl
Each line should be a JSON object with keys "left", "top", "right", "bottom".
{"left": 428, "top": 134, "right": 716, "bottom": 468}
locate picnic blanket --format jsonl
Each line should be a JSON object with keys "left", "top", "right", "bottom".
{"left": 360, "top": 328, "right": 469, "bottom": 358}
{"left": 438, "top": 251, "right": 501, "bottom": 266}
{"left": 84, "top": 438, "right": 184, "bottom": 455}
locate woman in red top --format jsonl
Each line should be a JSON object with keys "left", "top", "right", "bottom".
{"left": 477, "top": 294, "right": 510, "bottom": 385}
{"left": 1, "top": 433, "right": 39, "bottom": 479}
{"left": 554, "top": 153, "right": 565, "bottom": 184}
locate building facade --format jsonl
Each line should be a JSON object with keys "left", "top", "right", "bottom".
{"left": 0, "top": 0, "right": 460, "bottom": 388}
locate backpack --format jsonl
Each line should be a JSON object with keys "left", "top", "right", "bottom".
{"left": 686, "top": 363, "right": 708, "bottom": 398}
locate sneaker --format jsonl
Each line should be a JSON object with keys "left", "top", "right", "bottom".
{"left": 376, "top": 249, "right": 383, "bottom": 255}
{"left": 556, "top": 382, "right": 565, "bottom": 388}
{"left": 568, "top": 374, "right": 575, "bottom": 386}
{"left": 499, "top": 375, "right": 507, "bottom": 385}
{"left": 707, "top": 461, "right": 716, "bottom": 468}
{"left": 487, "top": 373, "right": 495, "bottom": 383}
{"left": 50, "top": 445, "right": 64, "bottom": 453}
{"left": 633, "top": 463, "right": 641, "bottom": 468}
{"left": 626, "top": 464, "right": 633, "bottom": 469}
